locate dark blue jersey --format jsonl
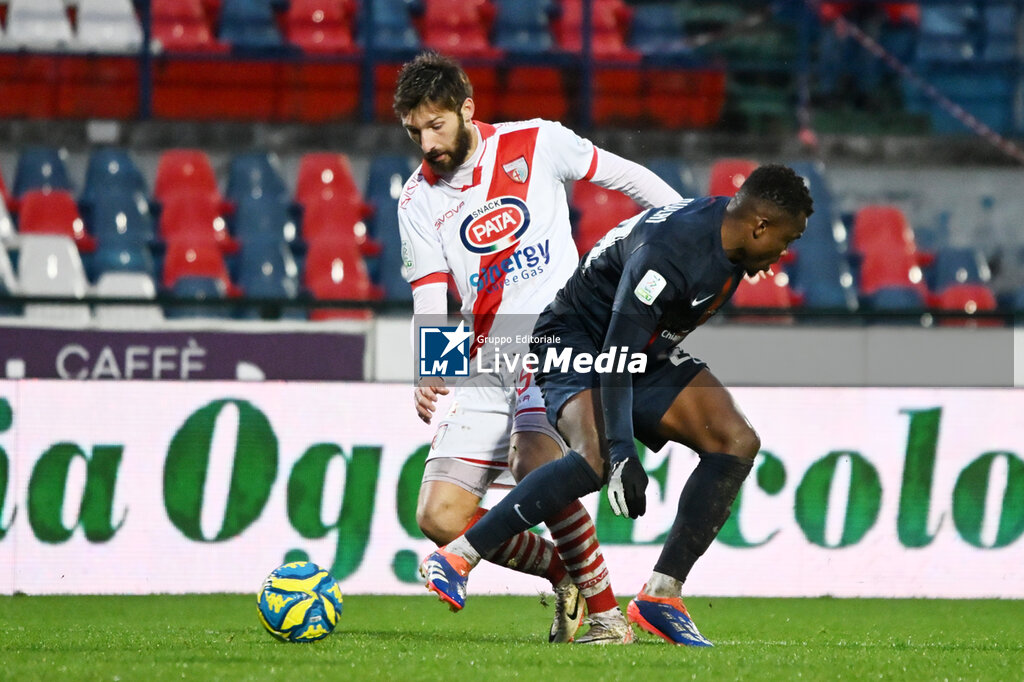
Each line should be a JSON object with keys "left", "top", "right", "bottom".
{"left": 547, "top": 196, "right": 746, "bottom": 462}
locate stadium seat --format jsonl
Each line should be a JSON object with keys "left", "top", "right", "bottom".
{"left": 73, "top": 0, "right": 144, "bottom": 53}
{"left": 17, "top": 190, "right": 97, "bottom": 253}
{"left": 731, "top": 272, "right": 802, "bottom": 323}
{"left": 365, "top": 154, "right": 415, "bottom": 208}
{"left": 295, "top": 152, "right": 368, "bottom": 208}
{"left": 226, "top": 151, "right": 291, "bottom": 203}
{"left": 850, "top": 205, "right": 928, "bottom": 263}
{"left": 219, "top": 0, "right": 287, "bottom": 51}
{"left": 285, "top": 0, "right": 359, "bottom": 53}
{"left": 554, "top": 0, "right": 640, "bottom": 61}
{"left": 628, "top": 2, "right": 689, "bottom": 56}
{"left": 151, "top": 0, "right": 227, "bottom": 52}
{"left": 0, "top": 0, "right": 74, "bottom": 51}
{"left": 866, "top": 284, "right": 928, "bottom": 324}
{"left": 420, "top": 0, "right": 500, "bottom": 58}
{"left": 916, "top": 4, "right": 977, "bottom": 63}
{"left": 491, "top": 0, "right": 555, "bottom": 53}
{"left": 234, "top": 240, "right": 301, "bottom": 311}
{"left": 497, "top": 66, "right": 568, "bottom": 123}
{"left": 857, "top": 249, "right": 928, "bottom": 298}
{"left": 934, "top": 283, "right": 1000, "bottom": 327}
{"left": 154, "top": 149, "right": 229, "bottom": 210}
{"left": 165, "top": 275, "right": 233, "bottom": 319}
{"left": 708, "top": 158, "right": 759, "bottom": 197}
{"left": 980, "top": 3, "right": 1018, "bottom": 62}
{"left": 570, "top": 181, "right": 643, "bottom": 256}
{"left": 646, "top": 158, "right": 701, "bottom": 199}
{"left": 233, "top": 195, "right": 299, "bottom": 245}
{"left": 80, "top": 147, "right": 150, "bottom": 211}
{"left": 927, "top": 246, "right": 991, "bottom": 293}
{"left": 90, "top": 242, "right": 157, "bottom": 282}
{"left": 787, "top": 242, "right": 859, "bottom": 311}
{"left": 162, "top": 240, "right": 240, "bottom": 295}
{"left": 304, "top": 241, "right": 383, "bottom": 320}
{"left": 591, "top": 67, "right": 644, "bottom": 125}
{"left": 644, "top": 68, "right": 726, "bottom": 129}
{"left": 88, "top": 192, "right": 158, "bottom": 246}
{"left": 13, "top": 146, "right": 74, "bottom": 199}
{"left": 16, "top": 234, "right": 91, "bottom": 324}
{"left": 93, "top": 271, "right": 165, "bottom": 326}
{"left": 158, "top": 193, "right": 239, "bottom": 253}
{"left": 301, "top": 195, "right": 382, "bottom": 257}
{"left": 363, "top": 0, "right": 421, "bottom": 53}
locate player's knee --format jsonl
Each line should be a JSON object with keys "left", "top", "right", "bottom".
{"left": 706, "top": 420, "right": 760, "bottom": 459}
{"left": 416, "top": 502, "right": 465, "bottom": 546}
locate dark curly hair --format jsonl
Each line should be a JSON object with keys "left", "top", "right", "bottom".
{"left": 737, "top": 164, "right": 814, "bottom": 219}
{"left": 393, "top": 51, "right": 473, "bottom": 119}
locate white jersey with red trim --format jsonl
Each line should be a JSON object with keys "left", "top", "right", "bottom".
{"left": 399, "top": 119, "right": 598, "bottom": 351}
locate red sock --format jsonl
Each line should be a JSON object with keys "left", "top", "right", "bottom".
{"left": 462, "top": 507, "right": 567, "bottom": 585}
{"left": 547, "top": 500, "right": 619, "bottom": 614}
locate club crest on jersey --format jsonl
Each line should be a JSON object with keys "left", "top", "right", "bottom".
{"left": 502, "top": 156, "right": 529, "bottom": 183}
{"left": 460, "top": 196, "right": 531, "bottom": 254}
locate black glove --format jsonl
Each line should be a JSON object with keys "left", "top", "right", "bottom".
{"left": 607, "top": 457, "right": 648, "bottom": 518}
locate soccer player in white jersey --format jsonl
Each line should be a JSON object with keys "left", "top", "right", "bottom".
{"left": 395, "top": 51, "right": 682, "bottom": 644}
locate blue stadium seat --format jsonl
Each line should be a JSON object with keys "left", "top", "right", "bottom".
{"left": 916, "top": 4, "right": 978, "bottom": 63}
{"left": 646, "top": 158, "right": 701, "bottom": 199}
{"left": 165, "top": 276, "right": 233, "bottom": 319}
{"left": 88, "top": 192, "right": 158, "bottom": 246}
{"left": 867, "top": 284, "right": 927, "bottom": 324}
{"left": 980, "top": 3, "right": 1018, "bottom": 62}
{"left": 226, "top": 151, "right": 291, "bottom": 203}
{"left": 928, "top": 246, "right": 990, "bottom": 293}
{"left": 219, "top": 0, "right": 288, "bottom": 51}
{"left": 89, "top": 242, "right": 157, "bottom": 282}
{"left": 232, "top": 195, "right": 300, "bottom": 245}
{"left": 80, "top": 148, "right": 149, "bottom": 211}
{"left": 492, "top": 0, "right": 556, "bottom": 53}
{"left": 787, "top": 240, "right": 858, "bottom": 312}
{"left": 364, "top": 154, "right": 415, "bottom": 301}
{"left": 629, "top": 2, "right": 689, "bottom": 56}
{"left": 234, "top": 239, "right": 299, "bottom": 288}
{"left": 365, "top": 0, "right": 422, "bottom": 51}
{"left": 13, "top": 146, "right": 74, "bottom": 198}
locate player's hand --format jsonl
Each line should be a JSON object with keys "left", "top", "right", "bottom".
{"left": 607, "top": 458, "right": 648, "bottom": 519}
{"left": 414, "top": 376, "right": 449, "bottom": 424}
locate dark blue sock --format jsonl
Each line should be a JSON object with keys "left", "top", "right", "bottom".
{"left": 654, "top": 451, "right": 753, "bottom": 583}
{"left": 465, "top": 451, "right": 602, "bottom": 557}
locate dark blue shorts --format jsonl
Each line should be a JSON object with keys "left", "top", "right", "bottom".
{"left": 530, "top": 309, "right": 707, "bottom": 453}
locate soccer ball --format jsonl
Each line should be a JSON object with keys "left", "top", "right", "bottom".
{"left": 257, "top": 561, "right": 343, "bottom": 642}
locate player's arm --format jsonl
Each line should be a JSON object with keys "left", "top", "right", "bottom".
{"left": 599, "top": 247, "right": 679, "bottom": 518}
{"left": 587, "top": 148, "right": 683, "bottom": 209}
{"left": 411, "top": 277, "right": 450, "bottom": 424}
{"left": 539, "top": 120, "right": 682, "bottom": 208}
{"left": 399, "top": 196, "right": 452, "bottom": 424}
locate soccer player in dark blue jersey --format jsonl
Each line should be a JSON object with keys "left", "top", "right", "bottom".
{"left": 420, "top": 164, "right": 813, "bottom": 646}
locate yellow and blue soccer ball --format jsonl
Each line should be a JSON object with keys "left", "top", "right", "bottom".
{"left": 256, "top": 561, "right": 343, "bottom": 642}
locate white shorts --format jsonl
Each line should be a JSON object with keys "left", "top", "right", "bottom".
{"left": 425, "top": 367, "right": 566, "bottom": 491}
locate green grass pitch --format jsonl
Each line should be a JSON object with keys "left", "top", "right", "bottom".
{"left": 1, "top": 594, "right": 1022, "bottom": 681}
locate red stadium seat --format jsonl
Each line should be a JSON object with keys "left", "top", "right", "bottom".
{"left": 420, "top": 0, "right": 501, "bottom": 59}
{"left": 933, "top": 283, "right": 1000, "bottom": 327}
{"left": 285, "top": 0, "right": 359, "bottom": 54}
{"left": 731, "top": 271, "right": 802, "bottom": 323}
{"left": 304, "top": 240, "right": 384, "bottom": 320}
{"left": 592, "top": 67, "right": 644, "bottom": 125}
{"left": 857, "top": 249, "right": 929, "bottom": 297}
{"left": 497, "top": 67, "right": 568, "bottom": 122}
{"left": 301, "top": 195, "right": 382, "bottom": 257}
{"left": 645, "top": 69, "right": 726, "bottom": 129}
{"left": 571, "top": 181, "right": 643, "bottom": 255}
{"left": 151, "top": 0, "right": 228, "bottom": 52}
{"left": 295, "top": 152, "right": 368, "bottom": 207}
{"left": 17, "top": 189, "right": 96, "bottom": 253}
{"left": 554, "top": 0, "right": 640, "bottom": 61}
{"left": 162, "top": 239, "right": 240, "bottom": 295}
{"left": 851, "top": 205, "right": 920, "bottom": 255}
{"left": 158, "top": 192, "right": 239, "bottom": 253}
{"left": 709, "top": 158, "right": 759, "bottom": 196}
{"left": 154, "top": 149, "right": 228, "bottom": 208}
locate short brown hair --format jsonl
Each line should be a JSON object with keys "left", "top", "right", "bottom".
{"left": 393, "top": 51, "right": 474, "bottom": 119}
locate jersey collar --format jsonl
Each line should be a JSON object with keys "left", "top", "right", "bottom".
{"left": 419, "top": 121, "right": 496, "bottom": 188}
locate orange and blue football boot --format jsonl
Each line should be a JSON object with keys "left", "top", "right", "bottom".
{"left": 420, "top": 547, "right": 472, "bottom": 612}
{"left": 626, "top": 586, "right": 713, "bottom": 646}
